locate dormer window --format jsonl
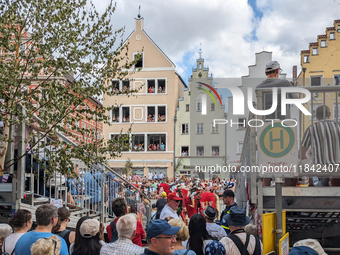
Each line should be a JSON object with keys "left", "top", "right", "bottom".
{"left": 320, "top": 40, "right": 327, "bottom": 47}
{"left": 303, "top": 55, "right": 310, "bottom": 63}
{"left": 330, "top": 32, "right": 335, "bottom": 40}
{"left": 312, "top": 48, "right": 318, "bottom": 55}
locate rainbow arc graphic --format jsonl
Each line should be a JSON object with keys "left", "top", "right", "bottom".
{"left": 196, "top": 82, "right": 222, "bottom": 115}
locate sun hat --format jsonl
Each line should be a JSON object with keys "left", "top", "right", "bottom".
{"left": 225, "top": 207, "right": 250, "bottom": 227}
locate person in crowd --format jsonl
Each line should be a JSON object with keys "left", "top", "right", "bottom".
{"left": 0, "top": 224, "right": 12, "bottom": 252}
{"left": 203, "top": 206, "right": 227, "bottom": 240}
{"left": 300, "top": 105, "right": 340, "bottom": 186}
{"left": 204, "top": 240, "right": 226, "bottom": 255}
{"left": 100, "top": 214, "right": 144, "bottom": 255}
{"left": 140, "top": 219, "right": 180, "bottom": 255}
{"left": 244, "top": 224, "right": 258, "bottom": 237}
{"left": 160, "top": 192, "right": 182, "bottom": 220}
{"left": 155, "top": 192, "right": 167, "bottom": 219}
{"left": 106, "top": 197, "right": 145, "bottom": 247}
{"left": 70, "top": 217, "right": 104, "bottom": 255}
{"left": 2, "top": 209, "right": 32, "bottom": 255}
{"left": 30, "top": 235, "right": 61, "bottom": 255}
{"left": 184, "top": 214, "right": 212, "bottom": 255}
{"left": 219, "top": 190, "right": 237, "bottom": 235}
{"left": 84, "top": 170, "right": 102, "bottom": 212}
{"left": 52, "top": 207, "right": 75, "bottom": 251}
{"left": 220, "top": 207, "right": 262, "bottom": 255}
{"left": 289, "top": 239, "right": 327, "bottom": 255}
{"left": 168, "top": 219, "right": 196, "bottom": 255}
{"left": 15, "top": 204, "right": 68, "bottom": 255}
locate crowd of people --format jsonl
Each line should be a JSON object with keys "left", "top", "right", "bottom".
{"left": 0, "top": 180, "right": 328, "bottom": 255}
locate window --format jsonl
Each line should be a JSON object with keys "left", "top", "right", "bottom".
{"left": 147, "top": 134, "right": 166, "bottom": 151}
{"left": 196, "top": 101, "right": 202, "bottom": 112}
{"left": 147, "top": 80, "right": 155, "bottom": 93}
{"left": 158, "top": 79, "right": 166, "bottom": 93}
{"left": 182, "top": 124, "right": 189, "bottom": 134}
{"left": 310, "top": 103, "right": 321, "bottom": 121}
{"left": 334, "top": 103, "right": 340, "bottom": 120}
{"left": 196, "top": 123, "right": 204, "bottom": 134}
{"left": 82, "top": 123, "right": 85, "bottom": 129}
{"left": 211, "top": 103, "right": 215, "bottom": 111}
{"left": 112, "top": 80, "right": 119, "bottom": 93}
{"left": 303, "top": 55, "right": 310, "bottom": 63}
{"left": 122, "top": 107, "right": 130, "bottom": 122}
{"left": 147, "top": 106, "right": 155, "bottom": 122}
{"left": 237, "top": 142, "right": 243, "bottom": 154}
{"left": 312, "top": 48, "right": 318, "bottom": 55}
{"left": 196, "top": 146, "right": 204, "bottom": 156}
{"left": 311, "top": 76, "right": 322, "bottom": 86}
{"left": 157, "top": 106, "right": 166, "bottom": 122}
{"left": 111, "top": 134, "right": 129, "bottom": 151}
{"left": 320, "top": 40, "right": 327, "bottom": 47}
{"left": 334, "top": 74, "right": 340, "bottom": 85}
{"left": 338, "top": 26, "right": 340, "bottom": 33}
{"left": 181, "top": 146, "right": 189, "bottom": 156}
{"left": 147, "top": 79, "right": 166, "bottom": 93}
{"left": 112, "top": 107, "right": 120, "bottom": 122}
{"left": 212, "top": 146, "right": 219, "bottom": 156}
{"left": 237, "top": 118, "right": 246, "bottom": 129}
{"left": 112, "top": 80, "right": 130, "bottom": 93}
{"left": 185, "top": 104, "right": 189, "bottom": 112}
{"left": 134, "top": 53, "right": 143, "bottom": 68}
{"left": 122, "top": 80, "right": 130, "bottom": 92}
{"left": 211, "top": 123, "right": 219, "bottom": 134}
{"left": 132, "top": 134, "right": 145, "bottom": 152}
{"left": 330, "top": 32, "right": 335, "bottom": 40}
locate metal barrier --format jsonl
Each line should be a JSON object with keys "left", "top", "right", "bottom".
{"left": 1, "top": 107, "right": 151, "bottom": 226}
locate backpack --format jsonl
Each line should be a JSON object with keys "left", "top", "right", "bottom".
{"left": 110, "top": 220, "right": 118, "bottom": 243}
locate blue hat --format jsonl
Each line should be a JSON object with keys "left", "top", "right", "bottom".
{"left": 225, "top": 207, "right": 250, "bottom": 227}
{"left": 205, "top": 241, "right": 226, "bottom": 255}
{"left": 147, "top": 219, "right": 181, "bottom": 239}
{"left": 288, "top": 246, "right": 319, "bottom": 255}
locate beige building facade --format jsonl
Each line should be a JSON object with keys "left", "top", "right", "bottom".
{"left": 298, "top": 19, "right": 340, "bottom": 128}
{"left": 103, "top": 17, "right": 186, "bottom": 177}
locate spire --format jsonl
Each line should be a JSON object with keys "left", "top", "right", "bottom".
{"left": 137, "top": 5, "right": 142, "bottom": 19}
{"left": 199, "top": 43, "right": 202, "bottom": 59}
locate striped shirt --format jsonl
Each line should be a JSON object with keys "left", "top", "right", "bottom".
{"left": 301, "top": 120, "right": 340, "bottom": 164}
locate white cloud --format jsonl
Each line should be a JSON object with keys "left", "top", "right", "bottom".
{"left": 94, "top": 0, "right": 340, "bottom": 80}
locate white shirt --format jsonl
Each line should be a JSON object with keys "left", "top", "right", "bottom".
{"left": 182, "top": 239, "right": 213, "bottom": 254}
{"left": 206, "top": 223, "right": 227, "bottom": 240}
{"left": 220, "top": 233, "right": 263, "bottom": 255}
{"left": 2, "top": 233, "right": 25, "bottom": 255}
{"left": 160, "top": 204, "right": 179, "bottom": 220}
{"left": 148, "top": 173, "right": 153, "bottom": 180}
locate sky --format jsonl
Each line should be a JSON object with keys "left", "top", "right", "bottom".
{"left": 95, "top": 0, "right": 340, "bottom": 87}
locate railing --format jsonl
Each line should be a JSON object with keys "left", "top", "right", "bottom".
{"left": 1, "top": 106, "right": 151, "bottom": 226}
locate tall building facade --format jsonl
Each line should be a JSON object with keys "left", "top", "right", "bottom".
{"left": 103, "top": 17, "right": 186, "bottom": 177}
{"left": 175, "top": 57, "right": 226, "bottom": 179}
{"left": 298, "top": 19, "right": 340, "bottom": 127}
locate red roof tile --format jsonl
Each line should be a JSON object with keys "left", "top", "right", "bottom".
{"left": 326, "top": 27, "right": 335, "bottom": 31}
{"left": 301, "top": 50, "right": 310, "bottom": 54}
{"left": 309, "top": 42, "right": 318, "bottom": 46}
{"left": 318, "top": 34, "right": 327, "bottom": 39}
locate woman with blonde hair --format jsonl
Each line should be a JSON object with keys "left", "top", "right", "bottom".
{"left": 168, "top": 219, "right": 196, "bottom": 255}
{"left": 31, "top": 235, "right": 61, "bottom": 255}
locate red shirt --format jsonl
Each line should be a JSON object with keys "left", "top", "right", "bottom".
{"left": 106, "top": 217, "right": 146, "bottom": 247}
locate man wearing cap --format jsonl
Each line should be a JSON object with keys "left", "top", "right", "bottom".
{"left": 15, "top": 204, "right": 69, "bottom": 255}
{"left": 140, "top": 219, "right": 180, "bottom": 255}
{"left": 219, "top": 190, "right": 237, "bottom": 235}
{"left": 220, "top": 207, "right": 262, "bottom": 255}
{"left": 256, "top": 60, "right": 293, "bottom": 120}
{"left": 159, "top": 192, "right": 182, "bottom": 220}
{"left": 203, "top": 206, "right": 227, "bottom": 240}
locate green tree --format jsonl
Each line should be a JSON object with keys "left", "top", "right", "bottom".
{"left": 124, "top": 158, "right": 133, "bottom": 175}
{"left": 0, "top": 0, "right": 135, "bottom": 176}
